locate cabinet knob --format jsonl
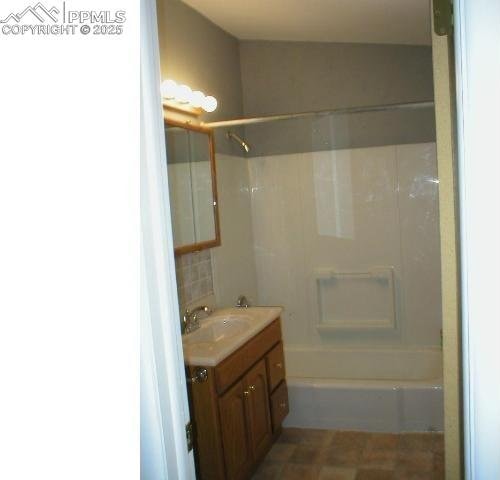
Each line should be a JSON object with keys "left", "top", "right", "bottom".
{"left": 187, "top": 367, "right": 208, "bottom": 384}
{"left": 248, "top": 385, "right": 256, "bottom": 391}
{"left": 276, "top": 362, "right": 283, "bottom": 369}
{"left": 243, "top": 390, "right": 250, "bottom": 397}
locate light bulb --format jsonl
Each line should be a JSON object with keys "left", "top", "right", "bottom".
{"left": 160, "top": 79, "right": 177, "bottom": 99}
{"left": 191, "top": 90, "right": 205, "bottom": 108}
{"left": 202, "top": 95, "right": 218, "bottom": 113}
{"left": 176, "top": 84, "right": 192, "bottom": 104}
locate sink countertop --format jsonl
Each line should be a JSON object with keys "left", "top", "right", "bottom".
{"left": 182, "top": 306, "right": 283, "bottom": 367}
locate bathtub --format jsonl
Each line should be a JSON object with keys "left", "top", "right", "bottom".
{"left": 283, "top": 346, "right": 443, "bottom": 433}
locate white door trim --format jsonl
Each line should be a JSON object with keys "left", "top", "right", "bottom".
{"left": 454, "top": 0, "right": 500, "bottom": 478}
{"left": 140, "top": 0, "right": 196, "bottom": 477}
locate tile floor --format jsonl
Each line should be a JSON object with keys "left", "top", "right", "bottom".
{"left": 252, "top": 428, "right": 444, "bottom": 480}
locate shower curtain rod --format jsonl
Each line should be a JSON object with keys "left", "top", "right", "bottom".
{"left": 201, "top": 101, "right": 434, "bottom": 129}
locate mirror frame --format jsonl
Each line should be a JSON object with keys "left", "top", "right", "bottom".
{"left": 165, "top": 119, "right": 221, "bottom": 256}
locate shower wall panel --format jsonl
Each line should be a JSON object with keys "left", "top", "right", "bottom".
{"left": 211, "top": 154, "right": 258, "bottom": 307}
{"left": 248, "top": 143, "right": 442, "bottom": 347}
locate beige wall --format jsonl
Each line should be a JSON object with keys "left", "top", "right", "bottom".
{"left": 240, "top": 40, "right": 434, "bottom": 117}
{"left": 156, "top": 4, "right": 436, "bottom": 155}
{"left": 157, "top": 0, "right": 243, "bottom": 122}
{"left": 239, "top": 40, "right": 435, "bottom": 156}
{"left": 156, "top": 0, "right": 245, "bottom": 156}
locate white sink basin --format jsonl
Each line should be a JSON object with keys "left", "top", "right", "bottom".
{"left": 182, "top": 307, "right": 283, "bottom": 366}
{"left": 183, "top": 314, "right": 252, "bottom": 345}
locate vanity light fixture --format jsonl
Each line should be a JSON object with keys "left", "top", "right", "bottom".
{"left": 161, "top": 79, "right": 218, "bottom": 115}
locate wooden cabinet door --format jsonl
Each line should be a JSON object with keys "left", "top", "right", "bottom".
{"left": 218, "top": 380, "right": 252, "bottom": 480}
{"left": 245, "top": 359, "right": 273, "bottom": 461}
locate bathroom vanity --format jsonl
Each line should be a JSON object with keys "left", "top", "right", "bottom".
{"left": 183, "top": 307, "right": 288, "bottom": 480}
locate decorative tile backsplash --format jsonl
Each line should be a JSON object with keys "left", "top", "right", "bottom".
{"left": 175, "top": 250, "right": 214, "bottom": 310}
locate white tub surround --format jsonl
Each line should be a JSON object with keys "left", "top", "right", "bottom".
{"left": 249, "top": 143, "right": 442, "bottom": 349}
{"left": 285, "top": 346, "right": 442, "bottom": 381}
{"left": 283, "top": 346, "right": 443, "bottom": 432}
{"left": 211, "top": 153, "right": 259, "bottom": 309}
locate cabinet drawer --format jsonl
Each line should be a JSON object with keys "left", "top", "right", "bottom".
{"left": 266, "top": 342, "right": 286, "bottom": 392}
{"left": 270, "top": 381, "right": 289, "bottom": 431}
{"left": 215, "top": 319, "right": 281, "bottom": 394}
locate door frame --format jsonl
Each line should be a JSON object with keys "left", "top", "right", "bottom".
{"left": 431, "top": 4, "right": 463, "bottom": 478}
{"left": 453, "top": 0, "right": 500, "bottom": 478}
{"left": 140, "top": 0, "right": 196, "bottom": 477}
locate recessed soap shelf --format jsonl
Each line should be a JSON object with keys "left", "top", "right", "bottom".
{"left": 313, "top": 266, "right": 397, "bottom": 333}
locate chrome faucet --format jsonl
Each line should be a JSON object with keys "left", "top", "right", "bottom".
{"left": 181, "top": 305, "right": 213, "bottom": 334}
{"left": 235, "top": 295, "right": 250, "bottom": 308}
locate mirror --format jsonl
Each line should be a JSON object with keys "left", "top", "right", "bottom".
{"left": 165, "top": 120, "right": 220, "bottom": 255}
